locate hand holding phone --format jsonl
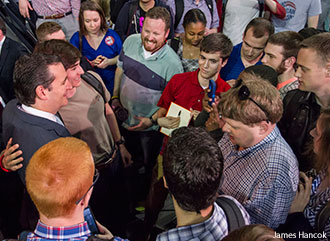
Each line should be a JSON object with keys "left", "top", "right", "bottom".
{"left": 84, "top": 206, "right": 100, "bottom": 234}
{"left": 208, "top": 79, "right": 216, "bottom": 106}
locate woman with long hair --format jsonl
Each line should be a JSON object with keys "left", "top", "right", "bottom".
{"left": 70, "top": 0, "right": 122, "bottom": 95}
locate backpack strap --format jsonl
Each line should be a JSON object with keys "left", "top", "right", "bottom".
{"left": 126, "top": 0, "right": 139, "bottom": 36}
{"left": 220, "top": 0, "right": 228, "bottom": 32}
{"left": 174, "top": 0, "right": 184, "bottom": 30}
{"left": 258, "top": 0, "right": 264, "bottom": 17}
{"left": 316, "top": 200, "right": 330, "bottom": 233}
{"left": 205, "top": 0, "right": 214, "bottom": 19}
{"left": 216, "top": 196, "right": 245, "bottom": 232}
{"left": 169, "top": 37, "right": 180, "bottom": 53}
{"left": 81, "top": 71, "right": 106, "bottom": 104}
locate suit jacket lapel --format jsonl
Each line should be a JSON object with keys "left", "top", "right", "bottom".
{"left": 0, "top": 38, "right": 10, "bottom": 73}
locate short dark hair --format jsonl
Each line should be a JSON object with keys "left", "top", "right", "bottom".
{"left": 145, "top": 6, "right": 171, "bottom": 32}
{"left": 298, "top": 27, "right": 323, "bottom": 39}
{"left": 34, "top": 39, "right": 81, "bottom": 69}
{"left": 242, "top": 65, "right": 278, "bottom": 87}
{"left": 0, "top": 18, "right": 6, "bottom": 35}
{"left": 14, "top": 53, "right": 62, "bottom": 105}
{"left": 36, "top": 21, "right": 63, "bottom": 42}
{"left": 79, "top": 0, "right": 108, "bottom": 36}
{"left": 267, "top": 31, "right": 303, "bottom": 60}
{"left": 244, "top": 17, "right": 274, "bottom": 38}
{"left": 182, "top": 8, "right": 207, "bottom": 29}
{"left": 200, "top": 33, "right": 233, "bottom": 60}
{"left": 163, "top": 127, "right": 224, "bottom": 213}
{"left": 300, "top": 32, "right": 330, "bottom": 66}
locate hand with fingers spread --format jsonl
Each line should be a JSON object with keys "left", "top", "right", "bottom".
{"left": 289, "top": 172, "right": 313, "bottom": 213}
{"left": 2, "top": 138, "right": 23, "bottom": 172}
{"left": 157, "top": 116, "right": 180, "bottom": 129}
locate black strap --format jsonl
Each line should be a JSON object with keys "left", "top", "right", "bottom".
{"left": 221, "top": 0, "right": 228, "bottom": 32}
{"left": 316, "top": 201, "right": 330, "bottom": 233}
{"left": 258, "top": 0, "right": 264, "bottom": 17}
{"left": 169, "top": 37, "right": 180, "bottom": 53}
{"left": 81, "top": 71, "right": 106, "bottom": 104}
{"left": 205, "top": 0, "right": 214, "bottom": 19}
{"left": 126, "top": 0, "right": 139, "bottom": 36}
{"left": 216, "top": 196, "right": 245, "bottom": 232}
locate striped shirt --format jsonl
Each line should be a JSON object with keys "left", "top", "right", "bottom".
{"left": 31, "top": 0, "right": 80, "bottom": 18}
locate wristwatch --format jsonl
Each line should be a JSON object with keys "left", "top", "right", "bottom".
{"left": 115, "top": 136, "right": 125, "bottom": 146}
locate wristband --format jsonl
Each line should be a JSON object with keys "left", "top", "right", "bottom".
{"left": 111, "top": 96, "right": 119, "bottom": 100}
{"left": 115, "top": 136, "right": 125, "bottom": 146}
{"left": 0, "top": 154, "right": 10, "bottom": 173}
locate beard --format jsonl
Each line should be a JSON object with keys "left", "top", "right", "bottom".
{"left": 276, "top": 60, "right": 287, "bottom": 75}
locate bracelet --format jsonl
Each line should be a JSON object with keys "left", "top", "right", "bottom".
{"left": 111, "top": 96, "right": 119, "bottom": 100}
{"left": 0, "top": 153, "right": 10, "bottom": 173}
{"left": 149, "top": 116, "right": 158, "bottom": 125}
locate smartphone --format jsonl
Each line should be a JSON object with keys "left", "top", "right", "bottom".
{"left": 84, "top": 206, "right": 100, "bottom": 234}
{"left": 208, "top": 79, "right": 217, "bottom": 106}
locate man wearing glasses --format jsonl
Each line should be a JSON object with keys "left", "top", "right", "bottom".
{"left": 220, "top": 18, "right": 274, "bottom": 83}
{"left": 25, "top": 137, "right": 126, "bottom": 241}
{"left": 217, "top": 75, "right": 299, "bottom": 229}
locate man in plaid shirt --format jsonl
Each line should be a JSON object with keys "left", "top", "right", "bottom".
{"left": 217, "top": 75, "right": 299, "bottom": 229}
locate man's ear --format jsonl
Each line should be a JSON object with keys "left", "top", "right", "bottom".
{"left": 165, "top": 28, "right": 170, "bottom": 40}
{"left": 35, "top": 85, "right": 48, "bottom": 100}
{"left": 163, "top": 176, "right": 168, "bottom": 189}
{"left": 221, "top": 58, "right": 228, "bottom": 68}
{"left": 258, "top": 121, "right": 270, "bottom": 135}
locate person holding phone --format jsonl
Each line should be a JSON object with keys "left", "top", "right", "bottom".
{"left": 70, "top": 0, "right": 122, "bottom": 95}
{"left": 25, "top": 137, "right": 127, "bottom": 241}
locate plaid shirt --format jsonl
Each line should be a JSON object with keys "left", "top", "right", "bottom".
{"left": 156, "top": 196, "right": 250, "bottom": 241}
{"left": 31, "top": 0, "right": 80, "bottom": 18}
{"left": 219, "top": 127, "right": 299, "bottom": 229}
{"left": 27, "top": 220, "right": 127, "bottom": 241}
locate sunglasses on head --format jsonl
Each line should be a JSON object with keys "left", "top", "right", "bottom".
{"left": 234, "top": 79, "right": 270, "bottom": 123}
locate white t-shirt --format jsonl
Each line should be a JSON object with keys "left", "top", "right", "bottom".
{"left": 223, "top": 0, "right": 260, "bottom": 46}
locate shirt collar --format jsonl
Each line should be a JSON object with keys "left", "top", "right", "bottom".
{"left": 21, "top": 104, "right": 63, "bottom": 125}
{"left": 33, "top": 220, "right": 91, "bottom": 239}
{"left": 0, "top": 36, "right": 6, "bottom": 53}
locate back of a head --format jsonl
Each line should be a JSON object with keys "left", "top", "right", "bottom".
{"left": 14, "top": 53, "right": 61, "bottom": 106}
{"left": 36, "top": 22, "right": 63, "bottom": 43}
{"left": 163, "top": 127, "right": 223, "bottom": 213}
{"left": 300, "top": 32, "right": 330, "bottom": 67}
{"left": 222, "top": 224, "right": 284, "bottom": 241}
{"left": 298, "top": 27, "right": 323, "bottom": 40}
{"left": 244, "top": 17, "right": 274, "bottom": 39}
{"left": 26, "top": 137, "right": 94, "bottom": 218}
{"left": 267, "top": 31, "right": 303, "bottom": 60}
{"left": 145, "top": 6, "right": 171, "bottom": 32}
{"left": 200, "top": 33, "right": 233, "bottom": 60}
{"left": 219, "top": 75, "right": 283, "bottom": 125}
{"left": 34, "top": 39, "right": 81, "bottom": 69}
{"left": 242, "top": 65, "right": 278, "bottom": 87}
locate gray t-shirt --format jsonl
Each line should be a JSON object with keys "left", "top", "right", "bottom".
{"left": 272, "top": 0, "right": 322, "bottom": 32}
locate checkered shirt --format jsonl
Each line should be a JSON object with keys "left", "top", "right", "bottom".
{"left": 27, "top": 220, "right": 127, "bottom": 241}
{"left": 279, "top": 79, "right": 299, "bottom": 100}
{"left": 175, "top": 38, "right": 199, "bottom": 73}
{"left": 31, "top": 0, "right": 80, "bottom": 18}
{"left": 156, "top": 196, "right": 250, "bottom": 241}
{"left": 219, "top": 126, "right": 299, "bottom": 229}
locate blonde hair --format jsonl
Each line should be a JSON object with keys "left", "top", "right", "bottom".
{"left": 218, "top": 73, "right": 283, "bottom": 125}
{"left": 26, "top": 137, "right": 94, "bottom": 218}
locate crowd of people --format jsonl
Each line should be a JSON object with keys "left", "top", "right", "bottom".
{"left": 0, "top": 0, "right": 330, "bottom": 240}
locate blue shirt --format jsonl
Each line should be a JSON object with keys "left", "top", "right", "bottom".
{"left": 156, "top": 196, "right": 250, "bottom": 241}
{"left": 220, "top": 42, "right": 263, "bottom": 81}
{"left": 219, "top": 127, "right": 299, "bottom": 229}
{"left": 70, "top": 29, "right": 122, "bottom": 95}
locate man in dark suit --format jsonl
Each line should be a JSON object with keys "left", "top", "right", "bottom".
{"left": 0, "top": 19, "right": 27, "bottom": 102}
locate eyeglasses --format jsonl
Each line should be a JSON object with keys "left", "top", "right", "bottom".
{"left": 75, "top": 169, "right": 100, "bottom": 205}
{"left": 234, "top": 79, "right": 270, "bottom": 122}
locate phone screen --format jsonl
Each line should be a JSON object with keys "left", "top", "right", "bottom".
{"left": 84, "top": 206, "right": 100, "bottom": 234}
